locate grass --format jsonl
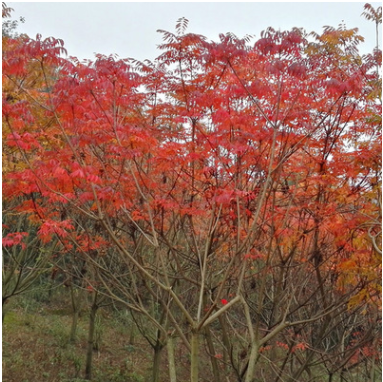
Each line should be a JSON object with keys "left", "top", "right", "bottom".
{"left": 5, "top": 290, "right": 377, "bottom": 382}
{"left": 2, "top": 293, "right": 153, "bottom": 382}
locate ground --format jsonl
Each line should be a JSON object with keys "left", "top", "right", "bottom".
{"left": 2, "top": 293, "right": 163, "bottom": 382}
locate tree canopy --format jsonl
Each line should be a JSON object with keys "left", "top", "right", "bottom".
{"left": 2, "top": 3, "right": 381, "bottom": 382}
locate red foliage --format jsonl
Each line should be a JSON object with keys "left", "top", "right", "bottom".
{"left": 2, "top": 20, "right": 381, "bottom": 373}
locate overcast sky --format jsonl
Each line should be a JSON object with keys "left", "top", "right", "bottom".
{"left": 9, "top": 1, "right": 382, "bottom": 62}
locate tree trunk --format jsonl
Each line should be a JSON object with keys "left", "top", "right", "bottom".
{"left": 129, "top": 326, "right": 135, "bottom": 345}
{"left": 218, "top": 315, "right": 231, "bottom": 366}
{"left": 244, "top": 342, "right": 260, "bottom": 382}
{"left": 190, "top": 331, "right": 199, "bottom": 382}
{"left": 167, "top": 335, "right": 177, "bottom": 382}
{"left": 85, "top": 293, "right": 99, "bottom": 380}
{"left": 70, "top": 309, "right": 79, "bottom": 343}
{"left": 152, "top": 343, "right": 164, "bottom": 382}
{"left": 69, "top": 285, "right": 83, "bottom": 343}
{"left": 2, "top": 297, "right": 9, "bottom": 321}
{"left": 205, "top": 326, "right": 221, "bottom": 382}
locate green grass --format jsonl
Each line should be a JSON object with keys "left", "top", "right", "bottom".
{"left": 2, "top": 294, "right": 152, "bottom": 382}
{"left": 4, "top": 292, "right": 379, "bottom": 382}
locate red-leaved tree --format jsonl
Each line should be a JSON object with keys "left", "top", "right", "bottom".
{"left": 3, "top": 13, "right": 381, "bottom": 382}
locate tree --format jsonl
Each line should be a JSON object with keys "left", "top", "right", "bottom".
{"left": 2, "top": 5, "right": 67, "bottom": 318}
{"left": 2, "top": 2, "right": 25, "bottom": 38}
{"left": 362, "top": 3, "right": 382, "bottom": 50}
{"left": 3, "top": 12, "right": 381, "bottom": 382}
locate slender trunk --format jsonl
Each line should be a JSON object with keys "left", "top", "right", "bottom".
{"left": 47, "top": 277, "right": 55, "bottom": 302}
{"left": 218, "top": 315, "right": 231, "bottom": 366}
{"left": 2, "top": 297, "right": 9, "bottom": 321}
{"left": 167, "top": 335, "right": 177, "bottom": 382}
{"left": 244, "top": 342, "right": 260, "bottom": 382}
{"left": 84, "top": 293, "right": 99, "bottom": 380}
{"left": 205, "top": 326, "right": 221, "bottom": 382}
{"left": 69, "top": 285, "right": 83, "bottom": 343}
{"left": 70, "top": 309, "right": 79, "bottom": 343}
{"left": 129, "top": 327, "right": 135, "bottom": 345}
{"left": 190, "top": 331, "right": 199, "bottom": 382}
{"left": 152, "top": 343, "right": 164, "bottom": 382}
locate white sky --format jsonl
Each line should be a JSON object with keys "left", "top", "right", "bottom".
{"left": 8, "top": 1, "right": 383, "bottom": 62}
